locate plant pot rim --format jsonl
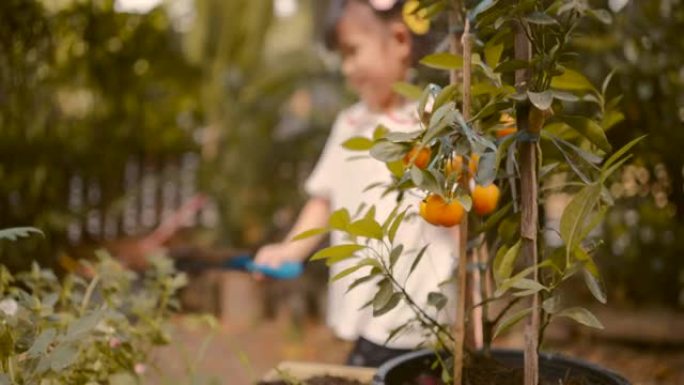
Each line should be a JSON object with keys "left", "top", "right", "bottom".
{"left": 373, "top": 348, "right": 631, "bottom": 385}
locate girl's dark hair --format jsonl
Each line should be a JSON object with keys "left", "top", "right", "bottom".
{"left": 323, "top": 0, "right": 441, "bottom": 65}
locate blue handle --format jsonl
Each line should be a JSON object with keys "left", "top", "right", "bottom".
{"left": 246, "top": 261, "right": 304, "bottom": 280}
{"left": 223, "top": 255, "right": 303, "bottom": 280}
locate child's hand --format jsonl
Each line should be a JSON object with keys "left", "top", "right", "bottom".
{"left": 253, "top": 242, "right": 300, "bottom": 281}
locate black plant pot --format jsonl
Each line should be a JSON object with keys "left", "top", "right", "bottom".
{"left": 373, "top": 349, "right": 631, "bottom": 385}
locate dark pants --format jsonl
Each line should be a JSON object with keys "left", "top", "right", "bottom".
{"left": 345, "top": 337, "right": 413, "bottom": 368}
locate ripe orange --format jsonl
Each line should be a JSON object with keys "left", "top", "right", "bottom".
{"left": 496, "top": 113, "right": 517, "bottom": 138}
{"left": 468, "top": 154, "right": 480, "bottom": 176}
{"left": 403, "top": 146, "right": 431, "bottom": 169}
{"left": 419, "top": 194, "right": 465, "bottom": 227}
{"left": 445, "top": 155, "right": 464, "bottom": 177}
{"left": 496, "top": 127, "right": 518, "bottom": 138}
{"left": 472, "top": 184, "right": 501, "bottom": 216}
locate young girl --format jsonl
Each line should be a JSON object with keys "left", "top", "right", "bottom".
{"left": 255, "top": 0, "right": 458, "bottom": 367}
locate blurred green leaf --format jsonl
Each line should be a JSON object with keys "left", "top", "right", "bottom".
{"left": 342, "top": 137, "right": 374, "bottom": 151}
{"left": 310, "top": 244, "right": 366, "bottom": 262}
{"left": 393, "top": 82, "right": 423, "bottom": 100}
{"left": 420, "top": 53, "right": 464, "bottom": 70}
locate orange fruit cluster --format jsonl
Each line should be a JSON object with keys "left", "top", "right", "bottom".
{"left": 419, "top": 153, "right": 501, "bottom": 227}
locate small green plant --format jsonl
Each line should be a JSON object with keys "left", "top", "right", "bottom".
{"left": 0, "top": 228, "right": 187, "bottom": 385}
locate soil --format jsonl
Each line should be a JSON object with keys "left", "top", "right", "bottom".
{"left": 258, "top": 375, "right": 367, "bottom": 385}
{"left": 389, "top": 353, "right": 589, "bottom": 385}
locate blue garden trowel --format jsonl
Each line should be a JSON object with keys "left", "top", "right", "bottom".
{"left": 222, "top": 254, "right": 303, "bottom": 280}
{"left": 172, "top": 247, "right": 303, "bottom": 280}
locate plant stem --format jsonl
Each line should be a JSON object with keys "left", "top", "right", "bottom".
{"left": 80, "top": 274, "right": 100, "bottom": 315}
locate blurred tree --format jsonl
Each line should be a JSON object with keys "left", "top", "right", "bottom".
{"left": 188, "top": 0, "right": 340, "bottom": 248}
{"left": 575, "top": 0, "right": 684, "bottom": 307}
{"left": 0, "top": 0, "right": 202, "bottom": 270}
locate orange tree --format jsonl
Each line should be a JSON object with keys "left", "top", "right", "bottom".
{"left": 296, "top": 0, "right": 640, "bottom": 384}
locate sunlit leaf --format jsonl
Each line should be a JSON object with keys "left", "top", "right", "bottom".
{"left": 393, "top": 82, "right": 423, "bottom": 100}
{"left": 0, "top": 227, "right": 44, "bottom": 242}
{"left": 342, "top": 136, "right": 374, "bottom": 151}
{"left": 292, "top": 227, "right": 329, "bottom": 241}
{"left": 556, "top": 307, "right": 604, "bottom": 329}
{"left": 560, "top": 115, "right": 612, "bottom": 152}
{"left": 420, "top": 53, "right": 464, "bottom": 70}
{"left": 310, "top": 244, "right": 366, "bottom": 261}
{"left": 551, "top": 69, "right": 596, "bottom": 93}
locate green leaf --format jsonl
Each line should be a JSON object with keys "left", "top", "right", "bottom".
{"left": 389, "top": 245, "right": 404, "bottom": 269}
{"left": 542, "top": 295, "right": 562, "bottom": 314}
{"left": 392, "top": 82, "right": 423, "bottom": 100}
{"left": 493, "top": 307, "right": 532, "bottom": 339}
{"left": 50, "top": 342, "right": 79, "bottom": 371}
{"left": 484, "top": 41, "right": 504, "bottom": 68}
{"left": 347, "top": 275, "right": 376, "bottom": 293}
{"left": 559, "top": 184, "right": 601, "bottom": 255}
{"left": 310, "top": 244, "right": 366, "bottom": 261}
{"left": 370, "top": 140, "right": 408, "bottom": 162}
{"left": 408, "top": 245, "right": 429, "bottom": 278}
{"left": 551, "top": 69, "right": 596, "bottom": 93}
{"left": 560, "top": 115, "right": 612, "bottom": 152}
{"left": 556, "top": 307, "right": 604, "bottom": 329}
{"left": 420, "top": 53, "right": 464, "bottom": 70}
{"left": 388, "top": 209, "right": 408, "bottom": 243}
{"left": 551, "top": 89, "right": 580, "bottom": 102}
{"left": 329, "top": 208, "right": 351, "bottom": 230}
{"left": 511, "top": 278, "right": 547, "bottom": 296}
{"left": 332, "top": 259, "right": 380, "bottom": 282}
{"left": 434, "top": 84, "right": 459, "bottom": 110}
{"left": 373, "top": 279, "right": 393, "bottom": 311}
{"left": 601, "top": 110, "right": 625, "bottom": 130}
{"left": 27, "top": 328, "right": 56, "bottom": 358}
{"left": 65, "top": 310, "right": 103, "bottom": 341}
{"left": 601, "top": 135, "right": 646, "bottom": 174}
{"left": 528, "top": 90, "right": 553, "bottom": 110}
{"left": 494, "top": 59, "right": 529, "bottom": 73}
{"left": 374, "top": 124, "right": 390, "bottom": 140}
{"left": 524, "top": 11, "right": 558, "bottom": 25}
{"left": 0, "top": 227, "right": 44, "bottom": 241}
{"left": 342, "top": 136, "right": 374, "bottom": 151}
{"left": 384, "top": 130, "right": 422, "bottom": 143}
{"left": 476, "top": 201, "right": 513, "bottom": 233}
{"left": 575, "top": 248, "right": 607, "bottom": 304}
{"left": 374, "top": 292, "right": 402, "bottom": 317}
{"left": 588, "top": 9, "right": 612, "bottom": 24}
{"left": 291, "top": 227, "right": 329, "bottom": 241}
{"left": 427, "top": 292, "right": 448, "bottom": 310}
{"left": 475, "top": 151, "right": 497, "bottom": 186}
{"left": 494, "top": 240, "right": 521, "bottom": 284}
{"left": 348, "top": 217, "right": 384, "bottom": 240}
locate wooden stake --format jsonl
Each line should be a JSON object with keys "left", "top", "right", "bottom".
{"left": 452, "top": 2, "right": 471, "bottom": 381}
{"left": 514, "top": 20, "right": 540, "bottom": 385}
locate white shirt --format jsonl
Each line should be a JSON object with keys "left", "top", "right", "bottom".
{"left": 305, "top": 102, "right": 458, "bottom": 349}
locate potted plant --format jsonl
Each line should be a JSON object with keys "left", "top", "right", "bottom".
{"left": 295, "top": 0, "right": 641, "bottom": 384}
